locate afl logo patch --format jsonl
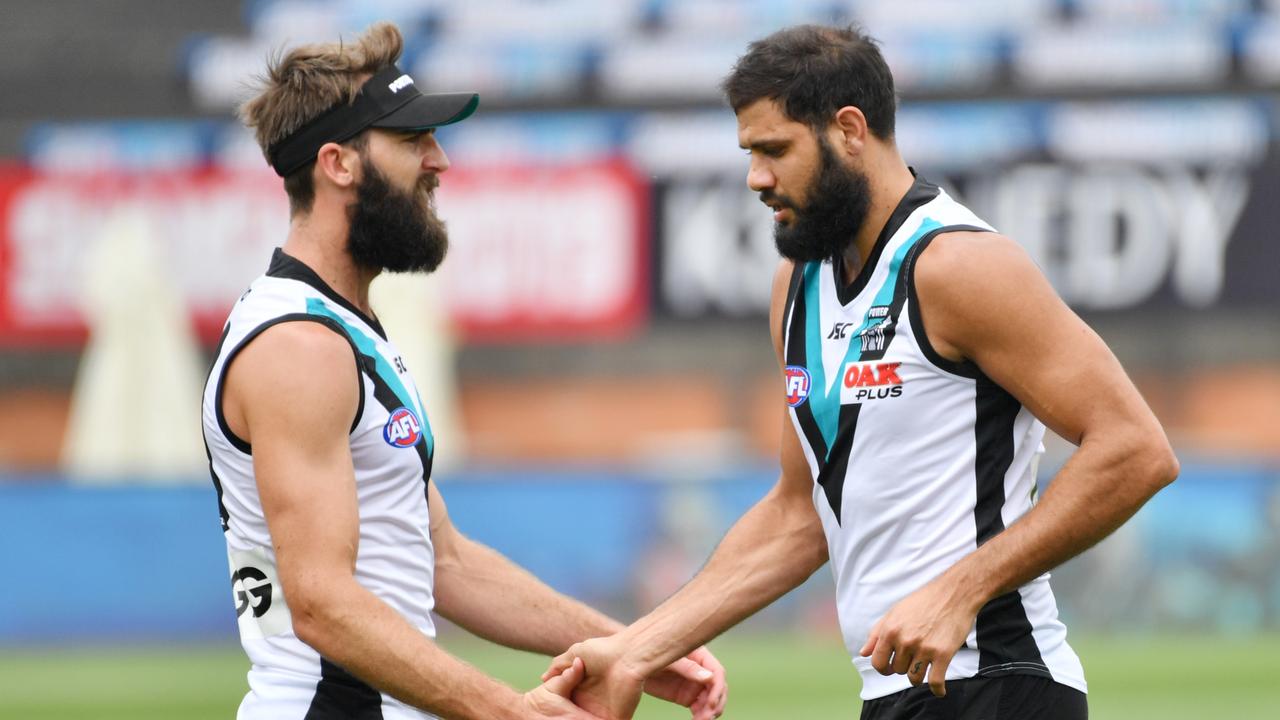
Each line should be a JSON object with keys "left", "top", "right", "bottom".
{"left": 383, "top": 407, "right": 422, "bottom": 448}
{"left": 784, "top": 365, "right": 812, "bottom": 407}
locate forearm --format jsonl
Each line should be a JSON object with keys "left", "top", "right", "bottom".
{"left": 945, "top": 432, "right": 1177, "bottom": 610}
{"left": 619, "top": 484, "right": 828, "bottom": 675}
{"left": 435, "top": 535, "right": 622, "bottom": 655}
{"left": 295, "top": 579, "right": 525, "bottom": 720}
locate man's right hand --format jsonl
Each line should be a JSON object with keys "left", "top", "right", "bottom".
{"left": 524, "top": 656, "right": 607, "bottom": 719}
{"left": 542, "top": 636, "right": 646, "bottom": 720}
{"left": 540, "top": 636, "right": 725, "bottom": 720}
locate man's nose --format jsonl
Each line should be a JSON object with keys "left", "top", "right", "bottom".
{"left": 423, "top": 136, "right": 450, "bottom": 174}
{"left": 747, "top": 161, "right": 774, "bottom": 192}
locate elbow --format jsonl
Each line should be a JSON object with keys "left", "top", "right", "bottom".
{"left": 1154, "top": 442, "right": 1180, "bottom": 489}
{"left": 1136, "top": 429, "right": 1179, "bottom": 496}
{"left": 288, "top": 583, "right": 343, "bottom": 655}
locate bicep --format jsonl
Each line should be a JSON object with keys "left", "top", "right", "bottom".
{"left": 227, "top": 322, "right": 364, "bottom": 592}
{"left": 768, "top": 260, "right": 797, "bottom": 363}
{"left": 918, "top": 234, "right": 1158, "bottom": 445}
{"left": 426, "top": 482, "right": 463, "bottom": 562}
{"left": 769, "top": 259, "right": 820, "bottom": 509}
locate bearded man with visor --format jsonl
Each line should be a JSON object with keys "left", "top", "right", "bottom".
{"left": 201, "top": 22, "right": 727, "bottom": 720}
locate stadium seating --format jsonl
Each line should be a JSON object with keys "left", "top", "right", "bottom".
{"left": 181, "top": 0, "right": 1280, "bottom": 108}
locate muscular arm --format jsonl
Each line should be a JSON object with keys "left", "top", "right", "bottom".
{"left": 432, "top": 484, "right": 727, "bottom": 720}
{"left": 922, "top": 231, "right": 1177, "bottom": 603}
{"left": 861, "top": 232, "right": 1179, "bottom": 694}
{"left": 614, "top": 261, "right": 829, "bottom": 673}
{"left": 617, "top": 426, "right": 828, "bottom": 675}
{"left": 225, "top": 322, "right": 589, "bottom": 720}
{"left": 430, "top": 483, "right": 623, "bottom": 653}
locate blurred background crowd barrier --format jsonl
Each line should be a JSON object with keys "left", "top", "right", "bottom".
{"left": 3, "top": 463, "right": 1280, "bottom": 644}
{"left": 1, "top": 0, "right": 1278, "bottom": 647}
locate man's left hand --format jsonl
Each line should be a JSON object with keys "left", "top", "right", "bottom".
{"left": 643, "top": 646, "right": 727, "bottom": 720}
{"left": 859, "top": 574, "right": 980, "bottom": 697}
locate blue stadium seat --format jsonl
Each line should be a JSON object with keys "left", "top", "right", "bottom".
{"left": 1014, "top": 24, "right": 1229, "bottom": 88}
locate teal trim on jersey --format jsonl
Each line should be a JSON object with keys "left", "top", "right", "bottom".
{"left": 802, "top": 262, "right": 837, "bottom": 452}
{"left": 802, "top": 217, "right": 944, "bottom": 459}
{"left": 850, "top": 217, "right": 943, "bottom": 343}
{"left": 305, "top": 298, "right": 435, "bottom": 455}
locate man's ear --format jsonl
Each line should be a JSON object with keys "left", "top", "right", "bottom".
{"left": 314, "top": 141, "right": 359, "bottom": 189}
{"left": 832, "top": 106, "right": 869, "bottom": 155}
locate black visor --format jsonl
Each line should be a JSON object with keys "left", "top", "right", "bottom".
{"left": 266, "top": 64, "right": 479, "bottom": 177}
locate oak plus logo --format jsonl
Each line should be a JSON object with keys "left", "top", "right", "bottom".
{"left": 232, "top": 566, "right": 273, "bottom": 619}
{"left": 840, "top": 361, "right": 904, "bottom": 404}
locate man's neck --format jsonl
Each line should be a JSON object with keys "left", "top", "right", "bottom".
{"left": 280, "top": 209, "right": 379, "bottom": 316}
{"left": 838, "top": 158, "right": 917, "bottom": 285}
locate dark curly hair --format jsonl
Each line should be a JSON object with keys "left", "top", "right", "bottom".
{"left": 721, "top": 24, "right": 896, "bottom": 140}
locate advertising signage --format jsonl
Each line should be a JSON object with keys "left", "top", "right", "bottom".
{"left": 0, "top": 161, "right": 649, "bottom": 345}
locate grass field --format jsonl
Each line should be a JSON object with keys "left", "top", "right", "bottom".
{"left": 1, "top": 633, "right": 1276, "bottom": 719}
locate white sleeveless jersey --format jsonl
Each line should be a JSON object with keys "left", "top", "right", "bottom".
{"left": 202, "top": 249, "right": 439, "bottom": 720}
{"left": 781, "top": 177, "right": 1086, "bottom": 700}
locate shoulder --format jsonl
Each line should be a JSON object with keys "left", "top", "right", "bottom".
{"left": 227, "top": 320, "right": 361, "bottom": 426}
{"left": 770, "top": 259, "right": 799, "bottom": 306}
{"left": 769, "top": 259, "right": 799, "bottom": 359}
{"left": 240, "top": 319, "right": 355, "bottom": 369}
{"left": 914, "top": 231, "right": 1047, "bottom": 307}
{"left": 913, "top": 230, "right": 1066, "bottom": 359}
{"left": 916, "top": 230, "right": 1034, "bottom": 283}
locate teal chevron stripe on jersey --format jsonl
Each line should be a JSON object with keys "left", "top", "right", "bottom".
{"left": 305, "top": 298, "right": 435, "bottom": 455}
{"left": 855, "top": 217, "right": 942, "bottom": 342}
{"left": 801, "top": 217, "right": 944, "bottom": 462}
{"left": 802, "top": 262, "right": 837, "bottom": 453}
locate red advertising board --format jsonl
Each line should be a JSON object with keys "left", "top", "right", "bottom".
{"left": 0, "top": 161, "right": 648, "bottom": 345}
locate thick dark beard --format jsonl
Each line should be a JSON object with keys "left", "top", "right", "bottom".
{"left": 769, "top": 137, "right": 871, "bottom": 264}
{"left": 347, "top": 157, "right": 448, "bottom": 274}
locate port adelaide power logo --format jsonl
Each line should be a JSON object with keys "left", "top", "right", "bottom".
{"left": 858, "top": 306, "right": 892, "bottom": 353}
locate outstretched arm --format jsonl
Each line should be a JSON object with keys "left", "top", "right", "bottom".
{"left": 859, "top": 232, "right": 1179, "bottom": 696}
{"left": 545, "top": 428, "right": 827, "bottom": 720}
{"left": 431, "top": 483, "right": 621, "bottom": 654}
{"left": 545, "top": 261, "right": 829, "bottom": 719}
{"left": 225, "top": 321, "right": 600, "bottom": 720}
{"left": 430, "top": 484, "right": 726, "bottom": 719}
{"left": 611, "top": 420, "right": 828, "bottom": 673}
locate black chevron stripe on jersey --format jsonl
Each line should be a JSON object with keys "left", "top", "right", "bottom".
{"left": 359, "top": 352, "right": 434, "bottom": 486}
{"left": 814, "top": 224, "right": 988, "bottom": 523}
{"left": 814, "top": 232, "right": 918, "bottom": 523}
{"left": 785, "top": 269, "right": 832, "bottom": 472}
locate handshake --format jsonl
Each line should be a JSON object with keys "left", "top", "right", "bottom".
{"left": 525, "top": 635, "right": 728, "bottom": 720}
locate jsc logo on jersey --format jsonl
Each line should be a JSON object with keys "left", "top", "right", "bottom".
{"left": 841, "top": 361, "right": 904, "bottom": 404}
{"left": 383, "top": 407, "right": 422, "bottom": 448}
{"left": 784, "top": 365, "right": 812, "bottom": 407}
